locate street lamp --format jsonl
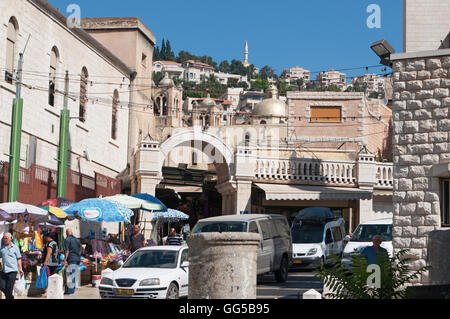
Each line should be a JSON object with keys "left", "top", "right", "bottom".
{"left": 370, "top": 39, "right": 395, "bottom": 67}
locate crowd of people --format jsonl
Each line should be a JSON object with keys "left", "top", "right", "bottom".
{"left": 0, "top": 228, "right": 81, "bottom": 300}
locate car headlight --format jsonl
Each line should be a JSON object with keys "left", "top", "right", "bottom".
{"left": 307, "top": 248, "right": 318, "bottom": 256}
{"left": 101, "top": 277, "right": 114, "bottom": 286}
{"left": 139, "top": 278, "right": 160, "bottom": 286}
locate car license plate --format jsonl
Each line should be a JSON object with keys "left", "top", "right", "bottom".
{"left": 293, "top": 259, "right": 302, "bottom": 264}
{"left": 115, "top": 289, "right": 134, "bottom": 296}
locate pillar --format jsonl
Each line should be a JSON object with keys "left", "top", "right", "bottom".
{"left": 236, "top": 181, "right": 252, "bottom": 215}
{"left": 138, "top": 175, "right": 161, "bottom": 196}
{"left": 187, "top": 232, "right": 260, "bottom": 299}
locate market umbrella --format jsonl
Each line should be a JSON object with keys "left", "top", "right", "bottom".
{"left": 0, "top": 202, "right": 50, "bottom": 224}
{"left": 0, "top": 210, "right": 15, "bottom": 222}
{"left": 131, "top": 193, "right": 167, "bottom": 212}
{"left": 63, "top": 198, "right": 134, "bottom": 223}
{"left": 152, "top": 208, "right": 189, "bottom": 222}
{"left": 104, "top": 194, "right": 165, "bottom": 212}
{"left": 40, "top": 206, "right": 67, "bottom": 219}
{"left": 40, "top": 198, "right": 75, "bottom": 208}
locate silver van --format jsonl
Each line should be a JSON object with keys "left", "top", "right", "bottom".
{"left": 191, "top": 214, "right": 292, "bottom": 282}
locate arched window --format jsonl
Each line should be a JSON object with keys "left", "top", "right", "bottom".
{"left": 79, "top": 67, "right": 88, "bottom": 122}
{"left": 245, "top": 132, "right": 250, "bottom": 146}
{"left": 111, "top": 90, "right": 119, "bottom": 140}
{"left": 49, "top": 46, "right": 59, "bottom": 106}
{"left": 5, "top": 17, "right": 18, "bottom": 83}
{"left": 192, "top": 152, "right": 198, "bottom": 166}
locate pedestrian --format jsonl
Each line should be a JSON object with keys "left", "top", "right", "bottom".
{"left": 41, "top": 233, "right": 59, "bottom": 298}
{"left": 361, "top": 234, "right": 388, "bottom": 265}
{"left": 0, "top": 232, "right": 24, "bottom": 300}
{"left": 166, "top": 228, "right": 182, "bottom": 246}
{"left": 63, "top": 228, "right": 81, "bottom": 296}
{"left": 128, "top": 225, "right": 146, "bottom": 253}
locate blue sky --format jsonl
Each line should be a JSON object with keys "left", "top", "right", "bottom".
{"left": 50, "top": 0, "right": 403, "bottom": 80}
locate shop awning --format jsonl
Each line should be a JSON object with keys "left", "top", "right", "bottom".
{"left": 255, "top": 183, "right": 372, "bottom": 201}
{"left": 167, "top": 185, "right": 203, "bottom": 194}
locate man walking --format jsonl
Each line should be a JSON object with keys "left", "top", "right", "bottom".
{"left": 63, "top": 228, "right": 81, "bottom": 296}
{"left": 129, "top": 225, "right": 146, "bottom": 253}
{"left": 361, "top": 235, "right": 388, "bottom": 265}
{"left": 0, "top": 232, "right": 24, "bottom": 299}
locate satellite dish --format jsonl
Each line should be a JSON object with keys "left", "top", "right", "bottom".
{"left": 382, "top": 98, "right": 388, "bottom": 106}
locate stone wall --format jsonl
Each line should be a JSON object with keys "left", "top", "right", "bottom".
{"left": 0, "top": 0, "right": 131, "bottom": 179}
{"left": 391, "top": 50, "right": 450, "bottom": 284}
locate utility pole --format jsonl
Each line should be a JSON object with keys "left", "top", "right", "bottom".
{"left": 56, "top": 71, "right": 70, "bottom": 198}
{"left": 7, "top": 53, "right": 24, "bottom": 202}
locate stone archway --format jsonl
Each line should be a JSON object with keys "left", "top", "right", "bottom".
{"left": 133, "top": 128, "right": 242, "bottom": 215}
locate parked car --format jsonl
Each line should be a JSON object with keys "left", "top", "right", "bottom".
{"left": 99, "top": 245, "right": 189, "bottom": 299}
{"left": 341, "top": 217, "right": 393, "bottom": 268}
{"left": 191, "top": 214, "right": 292, "bottom": 283}
{"left": 290, "top": 207, "right": 347, "bottom": 269}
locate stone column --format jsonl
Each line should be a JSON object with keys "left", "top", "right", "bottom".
{"left": 138, "top": 175, "right": 161, "bottom": 196}
{"left": 187, "top": 232, "right": 260, "bottom": 299}
{"left": 356, "top": 151, "right": 376, "bottom": 223}
{"left": 236, "top": 180, "right": 252, "bottom": 215}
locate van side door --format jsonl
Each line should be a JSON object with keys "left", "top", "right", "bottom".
{"left": 249, "top": 221, "right": 266, "bottom": 274}
{"left": 324, "top": 228, "right": 333, "bottom": 259}
{"left": 331, "top": 226, "right": 344, "bottom": 256}
{"left": 258, "top": 219, "right": 274, "bottom": 274}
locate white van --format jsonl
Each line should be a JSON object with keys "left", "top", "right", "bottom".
{"left": 290, "top": 208, "right": 347, "bottom": 269}
{"left": 341, "top": 217, "right": 393, "bottom": 267}
{"left": 192, "top": 214, "right": 292, "bottom": 282}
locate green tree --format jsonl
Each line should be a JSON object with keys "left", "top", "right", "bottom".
{"left": 152, "top": 71, "right": 164, "bottom": 85}
{"left": 218, "top": 60, "right": 231, "bottom": 73}
{"left": 259, "top": 65, "right": 277, "bottom": 80}
{"left": 160, "top": 39, "right": 166, "bottom": 60}
{"left": 314, "top": 249, "right": 429, "bottom": 299}
{"left": 165, "top": 40, "right": 176, "bottom": 61}
{"left": 369, "top": 92, "right": 379, "bottom": 99}
{"left": 252, "top": 78, "right": 269, "bottom": 91}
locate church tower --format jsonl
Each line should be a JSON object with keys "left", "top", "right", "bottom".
{"left": 243, "top": 40, "right": 250, "bottom": 67}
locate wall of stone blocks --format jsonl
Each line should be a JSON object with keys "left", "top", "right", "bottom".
{"left": 0, "top": 0, "right": 131, "bottom": 179}
{"left": 392, "top": 53, "right": 450, "bottom": 284}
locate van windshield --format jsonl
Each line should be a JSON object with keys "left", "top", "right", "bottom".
{"left": 351, "top": 224, "right": 392, "bottom": 242}
{"left": 291, "top": 223, "right": 324, "bottom": 244}
{"left": 192, "top": 222, "right": 247, "bottom": 233}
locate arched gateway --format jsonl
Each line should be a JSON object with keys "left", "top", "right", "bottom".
{"left": 131, "top": 127, "right": 253, "bottom": 215}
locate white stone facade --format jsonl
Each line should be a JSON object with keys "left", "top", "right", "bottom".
{"left": 391, "top": 49, "right": 450, "bottom": 284}
{"left": 403, "top": 0, "right": 450, "bottom": 52}
{"left": 0, "top": 0, "right": 131, "bottom": 179}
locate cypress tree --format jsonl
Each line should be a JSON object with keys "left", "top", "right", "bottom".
{"left": 161, "top": 39, "right": 166, "bottom": 60}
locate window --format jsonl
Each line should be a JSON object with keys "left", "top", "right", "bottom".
{"left": 79, "top": 67, "right": 88, "bottom": 122}
{"left": 192, "top": 152, "right": 197, "bottom": 166}
{"left": 325, "top": 229, "right": 333, "bottom": 244}
{"left": 274, "top": 219, "right": 290, "bottom": 238}
{"left": 310, "top": 106, "right": 342, "bottom": 122}
{"left": 49, "top": 47, "right": 59, "bottom": 106}
{"left": 259, "top": 220, "right": 274, "bottom": 240}
{"left": 180, "top": 249, "right": 189, "bottom": 264}
{"left": 142, "top": 53, "right": 147, "bottom": 67}
{"left": 111, "top": 90, "right": 119, "bottom": 140}
{"left": 244, "top": 133, "right": 250, "bottom": 146}
{"left": 248, "top": 221, "right": 259, "bottom": 234}
{"left": 5, "top": 17, "right": 18, "bottom": 83}
{"left": 331, "top": 227, "right": 342, "bottom": 242}
{"left": 442, "top": 179, "right": 450, "bottom": 226}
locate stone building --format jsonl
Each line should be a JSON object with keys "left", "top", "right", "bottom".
{"left": 316, "top": 70, "right": 347, "bottom": 89}
{"left": 152, "top": 73, "right": 183, "bottom": 133}
{"left": 391, "top": 49, "right": 450, "bottom": 284}
{"left": 81, "top": 17, "right": 157, "bottom": 161}
{"left": 403, "top": 0, "right": 450, "bottom": 53}
{"left": 0, "top": 0, "right": 132, "bottom": 192}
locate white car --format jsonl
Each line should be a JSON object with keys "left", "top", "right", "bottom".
{"left": 99, "top": 245, "right": 189, "bottom": 299}
{"left": 342, "top": 218, "right": 393, "bottom": 268}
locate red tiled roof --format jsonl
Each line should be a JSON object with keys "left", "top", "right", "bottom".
{"left": 154, "top": 60, "right": 182, "bottom": 66}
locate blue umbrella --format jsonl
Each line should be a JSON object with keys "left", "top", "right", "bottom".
{"left": 63, "top": 198, "right": 134, "bottom": 223}
{"left": 131, "top": 193, "right": 167, "bottom": 212}
{"left": 152, "top": 208, "right": 189, "bottom": 222}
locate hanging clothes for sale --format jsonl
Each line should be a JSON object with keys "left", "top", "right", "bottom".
{"left": 34, "top": 229, "right": 44, "bottom": 250}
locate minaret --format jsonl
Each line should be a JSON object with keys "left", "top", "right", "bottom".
{"left": 243, "top": 40, "right": 250, "bottom": 67}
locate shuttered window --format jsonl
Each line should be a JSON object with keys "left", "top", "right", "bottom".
{"left": 310, "top": 106, "right": 342, "bottom": 122}
{"left": 5, "top": 18, "right": 18, "bottom": 83}
{"left": 111, "top": 90, "right": 119, "bottom": 140}
{"left": 79, "top": 67, "right": 88, "bottom": 122}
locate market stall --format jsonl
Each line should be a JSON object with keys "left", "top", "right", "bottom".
{"left": 150, "top": 208, "right": 190, "bottom": 245}
{"left": 63, "top": 198, "right": 134, "bottom": 285}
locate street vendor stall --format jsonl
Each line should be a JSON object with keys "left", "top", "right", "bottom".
{"left": 63, "top": 198, "right": 134, "bottom": 284}
{"left": 150, "top": 208, "right": 190, "bottom": 245}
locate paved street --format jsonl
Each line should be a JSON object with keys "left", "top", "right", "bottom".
{"left": 11, "top": 270, "right": 322, "bottom": 300}
{"left": 257, "top": 270, "right": 323, "bottom": 299}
